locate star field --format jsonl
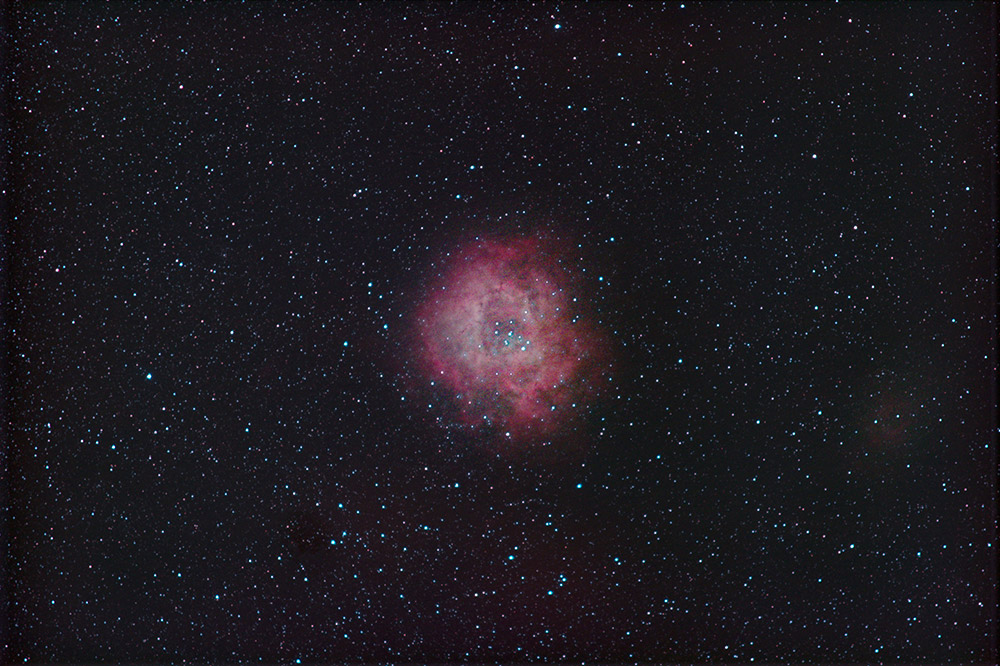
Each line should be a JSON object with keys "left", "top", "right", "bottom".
{"left": 5, "top": 3, "right": 996, "bottom": 663}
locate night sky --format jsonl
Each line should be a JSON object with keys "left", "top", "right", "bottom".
{"left": 5, "top": 2, "right": 997, "bottom": 663}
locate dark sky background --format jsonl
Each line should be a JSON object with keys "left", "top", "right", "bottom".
{"left": 5, "top": 2, "right": 996, "bottom": 663}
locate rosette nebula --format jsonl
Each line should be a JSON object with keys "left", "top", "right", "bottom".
{"left": 409, "top": 233, "right": 614, "bottom": 449}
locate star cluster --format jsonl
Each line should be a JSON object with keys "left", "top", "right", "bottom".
{"left": 5, "top": 3, "right": 996, "bottom": 664}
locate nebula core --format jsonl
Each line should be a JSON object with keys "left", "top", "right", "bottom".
{"left": 410, "top": 232, "right": 613, "bottom": 448}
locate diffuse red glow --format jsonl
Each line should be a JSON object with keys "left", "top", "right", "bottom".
{"left": 411, "top": 233, "right": 612, "bottom": 449}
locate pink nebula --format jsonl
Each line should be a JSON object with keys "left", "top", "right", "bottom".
{"left": 410, "top": 233, "right": 613, "bottom": 449}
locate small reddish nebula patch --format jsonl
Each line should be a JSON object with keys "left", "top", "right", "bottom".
{"left": 410, "top": 233, "right": 614, "bottom": 450}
